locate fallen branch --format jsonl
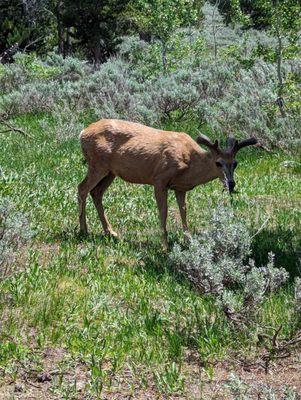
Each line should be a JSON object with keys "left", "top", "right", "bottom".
{"left": 250, "top": 215, "right": 271, "bottom": 239}
{"left": 0, "top": 118, "right": 31, "bottom": 138}
{"left": 259, "top": 326, "right": 301, "bottom": 374}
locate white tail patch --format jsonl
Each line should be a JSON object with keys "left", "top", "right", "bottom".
{"left": 79, "top": 129, "right": 85, "bottom": 139}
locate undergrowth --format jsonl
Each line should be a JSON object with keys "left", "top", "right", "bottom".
{"left": 0, "top": 113, "right": 300, "bottom": 397}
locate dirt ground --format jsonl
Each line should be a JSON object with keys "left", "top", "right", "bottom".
{"left": 0, "top": 347, "right": 300, "bottom": 399}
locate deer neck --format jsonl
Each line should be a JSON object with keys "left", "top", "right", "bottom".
{"left": 194, "top": 151, "right": 220, "bottom": 185}
{"left": 169, "top": 150, "right": 220, "bottom": 191}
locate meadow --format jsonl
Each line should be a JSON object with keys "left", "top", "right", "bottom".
{"left": 0, "top": 3, "right": 301, "bottom": 398}
{"left": 0, "top": 111, "right": 300, "bottom": 398}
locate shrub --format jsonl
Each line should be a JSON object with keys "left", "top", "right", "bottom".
{"left": 0, "top": 27, "right": 299, "bottom": 151}
{"left": 169, "top": 206, "right": 289, "bottom": 324}
{"left": 224, "top": 373, "right": 300, "bottom": 400}
{"left": 147, "top": 70, "right": 200, "bottom": 122}
{"left": 0, "top": 81, "right": 60, "bottom": 116}
{"left": 40, "top": 102, "right": 85, "bottom": 142}
{"left": 45, "top": 54, "right": 91, "bottom": 82}
{"left": 79, "top": 58, "right": 160, "bottom": 125}
{"left": 118, "top": 31, "right": 206, "bottom": 76}
{"left": 0, "top": 197, "right": 32, "bottom": 275}
{"left": 0, "top": 63, "right": 30, "bottom": 95}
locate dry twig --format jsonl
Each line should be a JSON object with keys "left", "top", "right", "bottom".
{"left": 0, "top": 117, "right": 31, "bottom": 138}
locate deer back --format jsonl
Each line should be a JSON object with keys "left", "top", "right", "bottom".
{"left": 80, "top": 119, "right": 204, "bottom": 185}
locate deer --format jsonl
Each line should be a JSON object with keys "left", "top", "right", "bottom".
{"left": 78, "top": 119, "right": 257, "bottom": 249}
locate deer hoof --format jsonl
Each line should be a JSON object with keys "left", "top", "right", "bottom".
{"left": 105, "top": 230, "right": 118, "bottom": 239}
{"left": 162, "top": 240, "right": 169, "bottom": 252}
{"left": 79, "top": 228, "right": 88, "bottom": 237}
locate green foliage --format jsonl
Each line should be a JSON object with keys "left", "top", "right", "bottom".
{"left": 13, "top": 52, "right": 60, "bottom": 79}
{"left": 209, "top": 0, "right": 301, "bottom": 30}
{"left": 0, "top": 2, "right": 300, "bottom": 397}
{"left": 61, "top": 0, "right": 131, "bottom": 62}
{"left": 0, "top": 0, "right": 55, "bottom": 54}
{"left": 133, "top": 0, "right": 201, "bottom": 42}
{"left": 0, "top": 197, "right": 32, "bottom": 275}
{"left": 130, "top": 0, "right": 203, "bottom": 70}
{"left": 0, "top": 113, "right": 300, "bottom": 396}
{"left": 170, "top": 206, "right": 289, "bottom": 323}
{"left": 119, "top": 31, "right": 206, "bottom": 76}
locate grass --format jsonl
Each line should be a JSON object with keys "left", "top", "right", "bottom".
{"left": 0, "top": 114, "right": 300, "bottom": 397}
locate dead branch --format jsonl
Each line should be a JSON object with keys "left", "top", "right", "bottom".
{"left": 260, "top": 326, "right": 301, "bottom": 374}
{"left": 23, "top": 37, "right": 43, "bottom": 52}
{"left": 250, "top": 215, "right": 271, "bottom": 239}
{"left": 0, "top": 118, "right": 32, "bottom": 138}
{"left": 271, "top": 324, "right": 283, "bottom": 348}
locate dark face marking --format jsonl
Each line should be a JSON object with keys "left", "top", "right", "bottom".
{"left": 196, "top": 133, "right": 257, "bottom": 196}
{"left": 215, "top": 158, "right": 238, "bottom": 194}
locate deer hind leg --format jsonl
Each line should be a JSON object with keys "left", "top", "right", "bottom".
{"left": 154, "top": 185, "right": 168, "bottom": 250}
{"left": 78, "top": 168, "right": 108, "bottom": 235}
{"left": 90, "top": 173, "right": 117, "bottom": 237}
{"left": 175, "top": 190, "right": 188, "bottom": 232}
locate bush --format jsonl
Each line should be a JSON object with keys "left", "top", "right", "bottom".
{"left": 40, "top": 102, "right": 85, "bottom": 142}
{"left": 118, "top": 31, "right": 206, "bottom": 76}
{"left": 0, "top": 81, "right": 60, "bottom": 116}
{"left": 45, "top": 53, "right": 91, "bottom": 82}
{"left": 0, "top": 26, "right": 300, "bottom": 152}
{"left": 169, "top": 206, "right": 289, "bottom": 324}
{"left": 0, "top": 197, "right": 32, "bottom": 275}
{"left": 0, "top": 63, "right": 29, "bottom": 95}
{"left": 224, "top": 373, "right": 300, "bottom": 400}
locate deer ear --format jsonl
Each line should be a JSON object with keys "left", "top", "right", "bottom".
{"left": 226, "top": 136, "right": 238, "bottom": 151}
{"left": 196, "top": 134, "right": 220, "bottom": 152}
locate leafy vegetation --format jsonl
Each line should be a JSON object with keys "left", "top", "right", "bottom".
{"left": 170, "top": 206, "right": 289, "bottom": 324}
{"left": 0, "top": 1, "right": 300, "bottom": 398}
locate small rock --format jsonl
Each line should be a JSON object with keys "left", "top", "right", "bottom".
{"left": 14, "top": 383, "right": 23, "bottom": 392}
{"left": 37, "top": 372, "right": 52, "bottom": 383}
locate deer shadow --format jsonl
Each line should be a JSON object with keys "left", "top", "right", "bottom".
{"left": 251, "top": 227, "right": 300, "bottom": 278}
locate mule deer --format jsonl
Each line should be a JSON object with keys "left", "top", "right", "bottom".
{"left": 78, "top": 119, "right": 257, "bottom": 248}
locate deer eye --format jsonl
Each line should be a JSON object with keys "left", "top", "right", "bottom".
{"left": 216, "top": 161, "right": 223, "bottom": 168}
{"left": 233, "top": 160, "right": 238, "bottom": 168}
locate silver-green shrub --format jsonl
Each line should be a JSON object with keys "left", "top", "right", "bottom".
{"left": 0, "top": 197, "right": 32, "bottom": 273}
{"left": 224, "top": 373, "right": 300, "bottom": 400}
{"left": 0, "top": 14, "right": 300, "bottom": 152}
{"left": 169, "top": 206, "right": 289, "bottom": 322}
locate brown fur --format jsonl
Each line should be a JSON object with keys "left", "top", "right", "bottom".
{"left": 78, "top": 119, "right": 255, "bottom": 248}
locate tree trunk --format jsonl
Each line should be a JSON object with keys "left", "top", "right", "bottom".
{"left": 212, "top": 0, "right": 220, "bottom": 63}
{"left": 276, "top": 32, "right": 285, "bottom": 117}
{"left": 274, "top": 0, "right": 286, "bottom": 117}
{"left": 161, "top": 40, "right": 167, "bottom": 74}
{"left": 65, "top": 27, "right": 72, "bottom": 57}
{"left": 56, "top": 1, "right": 64, "bottom": 56}
{"left": 91, "top": 41, "right": 103, "bottom": 64}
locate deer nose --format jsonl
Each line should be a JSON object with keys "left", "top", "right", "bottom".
{"left": 228, "top": 181, "right": 236, "bottom": 193}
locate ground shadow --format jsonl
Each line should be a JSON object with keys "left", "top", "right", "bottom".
{"left": 125, "top": 232, "right": 194, "bottom": 285}
{"left": 46, "top": 227, "right": 120, "bottom": 246}
{"left": 251, "top": 228, "right": 300, "bottom": 278}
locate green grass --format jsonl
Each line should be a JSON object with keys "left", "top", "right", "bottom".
{"left": 0, "top": 114, "right": 300, "bottom": 397}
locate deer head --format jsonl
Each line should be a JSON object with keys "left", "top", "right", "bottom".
{"left": 196, "top": 134, "right": 258, "bottom": 194}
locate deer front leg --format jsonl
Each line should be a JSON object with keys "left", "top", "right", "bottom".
{"left": 90, "top": 173, "right": 117, "bottom": 238}
{"left": 154, "top": 185, "right": 168, "bottom": 250}
{"left": 78, "top": 168, "right": 108, "bottom": 235}
{"left": 175, "top": 190, "right": 188, "bottom": 232}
